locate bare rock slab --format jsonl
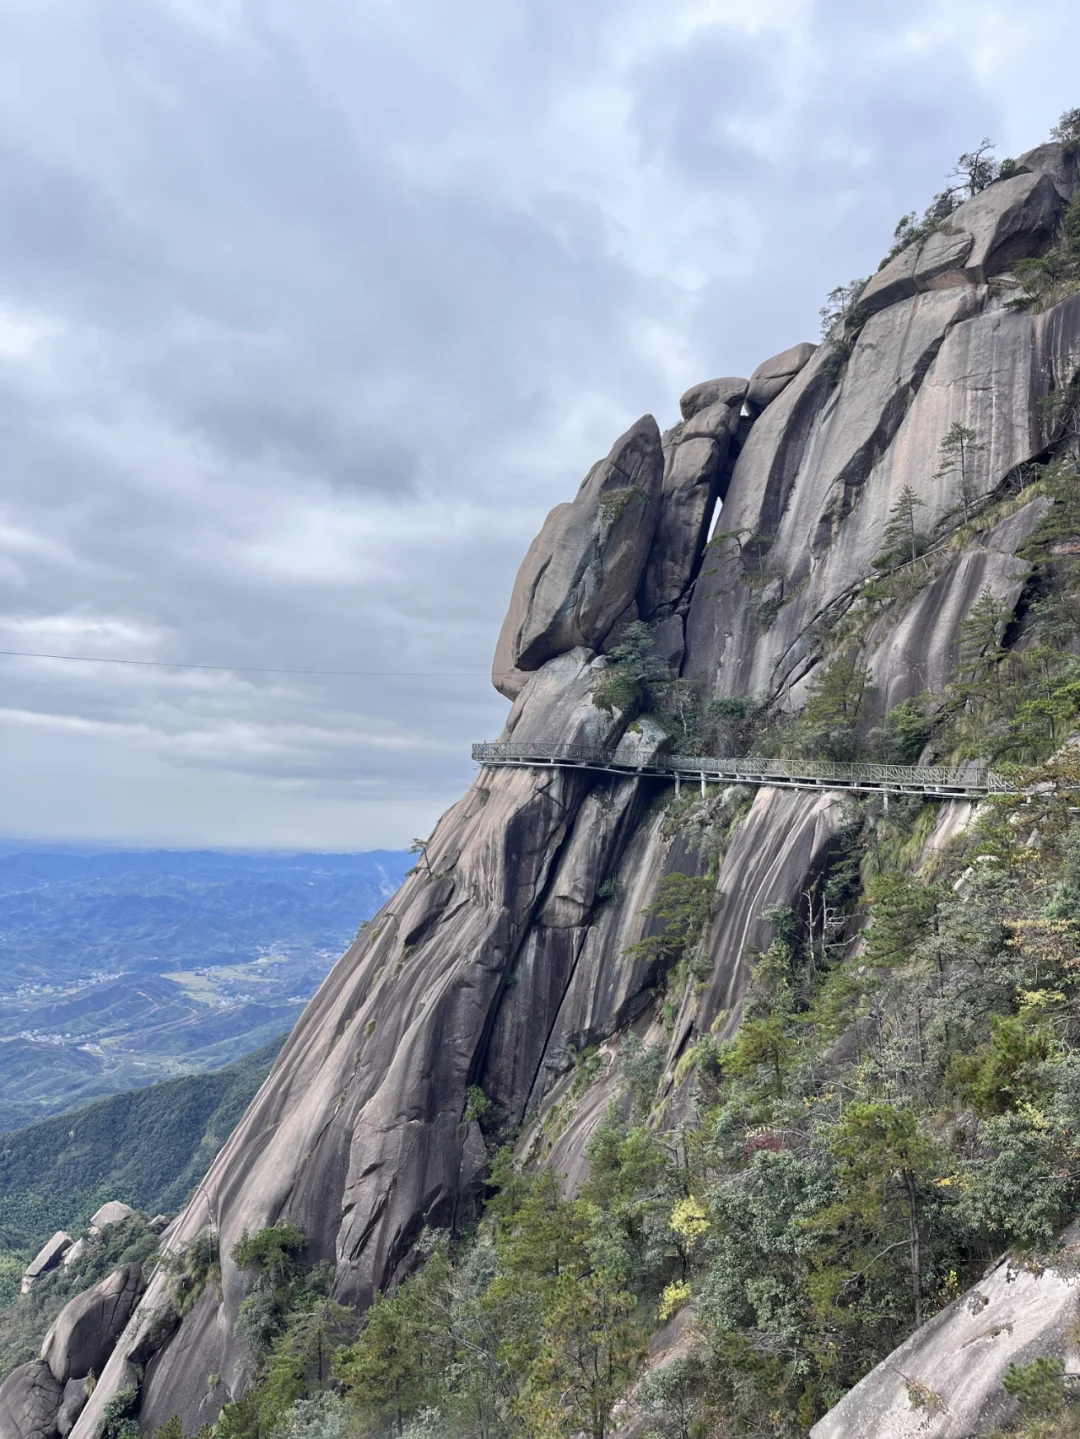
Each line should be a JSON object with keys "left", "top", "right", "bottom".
{"left": 810, "top": 1235, "right": 1080, "bottom": 1439}
{"left": 746, "top": 342, "right": 817, "bottom": 409}
{"left": 89, "top": 1201, "right": 135, "bottom": 1234}
{"left": 0, "top": 1362, "right": 63, "bottom": 1439}
{"left": 21, "top": 1234, "right": 72, "bottom": 1295}
{"left": 41, "top": 1263, "right": 146, "bottom": 1384}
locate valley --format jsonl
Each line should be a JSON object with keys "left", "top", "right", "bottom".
{"left": 0, "top": 847, "right": 410, "bottom": 1130}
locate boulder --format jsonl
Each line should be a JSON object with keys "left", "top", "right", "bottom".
{"left": 60, "top": 1239, "right": 87, "bottom": 1270}
{"left": 609, "top": 716, "right": 670, "bottom": 768}
{"left": 41, "top": 1263, "right": 146, "bottom": 1384}
{"left": 55, "top": 1380, "right": 88, "bottom": 1439}
{"left": 21, "top": 1233, "right": 72, "bottom": 1295}
{"left": 861, "top": 229, "right": 975, "bottom": 315}
{"left": 0, "top": 1362, "right": 62, "bottom": 1439}
{"left": 678, "top": 376, "right": 747, "bottom": 421}
{"left": 862, "top": 171, "right": 1062, "bottom": 316}
{"left": 961, "top": 170, "right": 1063, "bottom": 282}
{"left": 89, "top": 1201, "right": 135, "bottom": 1234}
{"left": 810, "top": 1230, "right": 1080, "bottom": 1438}
{"left": 1013, "top": 140, "right": 1078, "bottom": 200}
{"left": 643, "top": 394, "right": 744, "bottom": 619}
{"left": 491, "top": 415, "right": 664, "bottom": 694}
{"left": 746, "top": 342, "right": 818, "bottom": 409}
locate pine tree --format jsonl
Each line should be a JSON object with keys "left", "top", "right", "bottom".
{"left": 878, "top": 485, "right": 925, "bottom": 565}
{"left": 956, "top": 585, "right": 1010, "bottom": 699}
{"left": 936, "top": 422, "right": 984, "bottom": 522}
{"left": 803, "top": 651, "right": 874, "bottom": 729}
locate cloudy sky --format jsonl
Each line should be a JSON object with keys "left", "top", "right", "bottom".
{"left": 0, "top": 0, "right": 1077, "bottom": 850}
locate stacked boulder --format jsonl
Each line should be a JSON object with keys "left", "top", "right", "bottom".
{"left": 0, "top": 1266, "right": 145, "bottom": 1439}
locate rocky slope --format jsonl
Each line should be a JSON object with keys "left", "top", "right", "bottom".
{"left": 9, "top": 139, "right": 1079, "bottom": 1439}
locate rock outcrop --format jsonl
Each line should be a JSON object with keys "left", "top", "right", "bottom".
{"left": 72, "top": 140, "right": 1080, "bottom": 1439}
{"left": 41, "top": 1264, "right": 145, "bottom": 1384}
{"left": 811, "top": 1232, "right": 1080, "bottom": 1439}
{"left": 89, "top": 1202, "right": 136, "bottom": 1235}
{"left": 0, "top": 1363, "right": 62, "bottom": 1439}
{"left": 746, "top": 341, "right": 816, "bottom": 410}
{"left": 20, "top": 1235, "right": 72, "bottom": 1296}
{"left": 492, "top": 416, "right": 665, "bottom": 697}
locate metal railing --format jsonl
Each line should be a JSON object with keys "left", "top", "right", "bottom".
{"left": 471, "top": 743, "right": 1016, "bottom": 796}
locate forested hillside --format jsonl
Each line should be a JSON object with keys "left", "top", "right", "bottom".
{"left": 0, "top": 1038, "right": 281, "bottom": 1259}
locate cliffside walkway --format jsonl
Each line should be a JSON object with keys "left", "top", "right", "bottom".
{"left": 471, "top": 743, "right": 1016, "bottom": 799}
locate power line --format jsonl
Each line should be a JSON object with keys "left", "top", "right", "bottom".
{"left": 0, "top": 648, "right": 508, "bottom": 678}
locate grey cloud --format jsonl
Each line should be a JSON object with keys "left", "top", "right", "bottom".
{"left": 0, "top": 0, "right": 1076, "bottom": 846}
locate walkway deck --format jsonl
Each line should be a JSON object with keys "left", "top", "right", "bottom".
{"left": 471, "top": 742, "right": 1015, "bottom": 798}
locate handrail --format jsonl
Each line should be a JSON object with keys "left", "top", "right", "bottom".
{"left": 471, "top": 742, "right": 1016, "bottom": 796}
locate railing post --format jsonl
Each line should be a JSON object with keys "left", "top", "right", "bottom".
{"left": 675, "top": 773, "right": 681, "bottom": 797}
{"left": 700, "top": 771, "right": 706, "bottom": 798}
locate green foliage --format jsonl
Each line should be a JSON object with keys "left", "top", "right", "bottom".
{"left": 592, "top": 622, "right": 670, "bottom": 717}
{"left": 100, "top": 1386, "right": 141, "bottom": 1439}
{"left": 1003, "top": 1358, "right": 1069, "bottom": 1427}
{"left": 867, "top": 699, "right": 931, "bottom": 765}
{"left": 618, "top": 1035, "right": 666, "bottom": 1119}
{"left": 161, "top": 1228, "right": 223, "bottom": 1315}
{"left": 214, "top": 1226, "right": 354, "bottom": 1439}
{"left": 1052, "top": 107, "right": 1080, "bottom": 145}
{"left": 463, "top": 1085, "right": 496, "bottom": 1131}
{"left": 875, "top": 485, "right": 926, "bottom": 567}
{"left": 623, "top": 871, "right": 715, "bottom": 984}
{"left": 798, "top": 651, "right": 875, "bottom": 761}
{"left": 936, "top": 423, "right": 985, "bottom": 522}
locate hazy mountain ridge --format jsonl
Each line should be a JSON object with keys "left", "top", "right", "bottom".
{"left": 0, "top": 848, "right": 410, "bottom": 1130}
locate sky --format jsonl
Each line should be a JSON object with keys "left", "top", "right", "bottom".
{"left": 0, "top": 0, "right": 1078, "bottom": 850}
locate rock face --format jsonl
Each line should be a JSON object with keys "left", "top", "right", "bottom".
{"left": 41, "top": 1264, "right": 145, "bottom": 1384}
{"left": 861, "top": 156, "right": 1068, "bottom": 316}
{"left": 89, "top": 1202, "right": 135, "bottom": 1234}
{"left": 492, "top": 416, "right": 664, "bottom": 697}
{"left": 678, "top": 376, "right": 748, "bottom": 420}
{"left": 811, "top": 1233, "right": 1080, "bottom": 1439}
{"left": 0, "top": 1362, "right": 62, "bottom": 1439}
{"left": 20, "top": 1234, "right": 72, "bottom": 1295}
{"left": 84, "top": 147, "right": 1080, "bottom": 1439}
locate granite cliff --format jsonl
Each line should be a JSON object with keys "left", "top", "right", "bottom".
{"left": 6, "top": 136, "right": 1080, "bottom": 1439}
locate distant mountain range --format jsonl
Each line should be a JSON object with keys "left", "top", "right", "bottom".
{"left": 0, "top": 846, "right": 410, "bottom": 1130}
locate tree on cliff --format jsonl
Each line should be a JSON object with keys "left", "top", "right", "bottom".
{"left": 936, "top": 422, "right": 984, "bottom": 522}
{"left": 876, "top": 486, "right": 925, "bottom": 566}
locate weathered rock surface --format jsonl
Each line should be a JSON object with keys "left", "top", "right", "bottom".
{"left": 685, "top": 288, "right": 1080, "bottom": 710}
{"left": 862, "top": 167, "right": 1068, "bottom": 316}
{"left": 0, "top": 1362, "right": 62, "bottom": 1439}
{"left": 643, "top": 406, "right": 740, "bottom": 618}
{"left": 811, "top": 1232, "right": 1080, "bottom": 1439}
{"left": 492, "top": 416, "right": 664, "bottom": 694}
{"left": 20, "top": 1234, "right": 72, "bottom": 1295}
{"left": 89, "top": 1202, "right": 135, "bottom": 1234}
{"left": 41, "top": 1263, "right": 145, "bottom": 1384}
{"left": 59, "top": 1240, "right": 86, "bottom": 1271}
{"left": 54, "top": 1380, "right": 88, "bottom": 1439}
{"left": 678, "top": 376, "right": 748, "bottom": 420}
{"left": 746, "top": 341, "right": 817, "bottom": 409}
